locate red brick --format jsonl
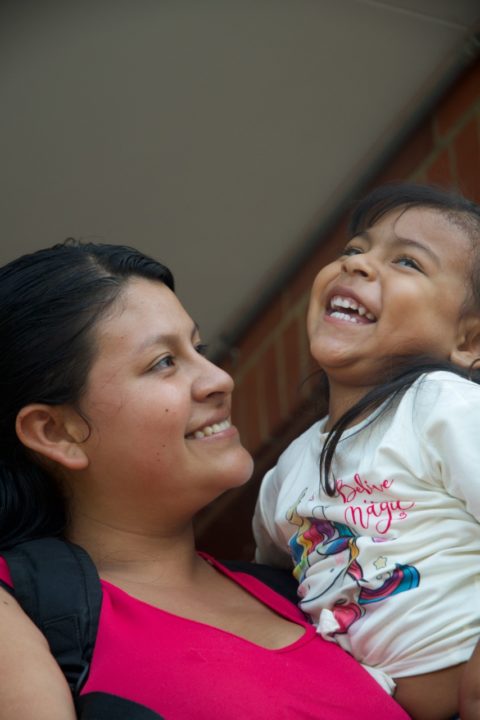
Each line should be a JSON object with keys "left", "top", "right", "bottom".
{"left": 280, "top": 314, "right": 308, "bottom": 416}
{"left": 453, "top": 116, "right": 480, "bottom": 203}
{"left": 235, "top": 296, "right": 283, "bottom": 362}
{"left": 374, "top": 119, "right": 435, "bottom": 184}
{"left": 218, "top": 355, "right": 235, "bottom": 378}
{"left": 286, "top": 253, "right": 321, "bottom": 307}
{"left": 234, "top": 367, "right": 263, "bottom": 454}
{"left": 425, "top": 147, "right": 455, "bottom": 187}
{"left": 260, "top": 342, "right": 283, "bottom": 438}
{"left": 287, "top": 218, "right": 349, "bottom": 305}
{"left": 437, "top": 59, "right": 480, "bottom": 138}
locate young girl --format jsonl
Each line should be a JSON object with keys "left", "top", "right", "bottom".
{"left": 253, "top": 183, "right": 480, "bottom": 720}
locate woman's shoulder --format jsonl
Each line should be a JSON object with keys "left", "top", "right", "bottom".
{"left": 0, "top": 556, "right": 13, "bottom": 588}
{"left": 202, "top": 554, "right": 304, "bottom": 622}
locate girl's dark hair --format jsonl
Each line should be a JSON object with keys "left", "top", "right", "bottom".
{"left": 320, "top": 182, "right": 480, "bottom": 496}
{"left": 0, "top": 240, "right": 174, "bottom": 549}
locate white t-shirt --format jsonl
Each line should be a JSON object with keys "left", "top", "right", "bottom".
{"left": 253, "top": 371, "right": 480, "bottom": 681}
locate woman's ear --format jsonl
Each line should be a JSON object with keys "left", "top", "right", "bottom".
{"left": 450, "top": 314, "right": 480, "bottom": 369}
{"left": 15, "top": 404, "right": 89, "bottom": 470}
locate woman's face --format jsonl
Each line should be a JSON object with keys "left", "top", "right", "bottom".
{"left": 72, "top": 278, "right": 253, "bottom": 528}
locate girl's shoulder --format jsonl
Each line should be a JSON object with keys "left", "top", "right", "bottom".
{"left": 276, "top": 420, "right": 324, "bottom": 466}
{"left": 404, "top": 370, "right": 480, "bottom": 430}
{"left": 413, "top": 369, "right": 480, "bottom": 401}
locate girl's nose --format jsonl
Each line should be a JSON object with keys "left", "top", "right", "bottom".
{"left": 193, "top": 355, "right": 234, "bottom": 400}
{"left": 341, "top": 252, "right": 376, "bottom": 279}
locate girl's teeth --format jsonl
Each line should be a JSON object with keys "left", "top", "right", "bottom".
{"left": 329, "top": 295, "right": 376, "bottom": 321}
{"left": 330, "top": 311, "right": 360, "bottom": 323}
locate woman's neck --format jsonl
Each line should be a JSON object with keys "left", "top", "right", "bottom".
{"left": 66, "top": 512, "right": 201, "bottom": 587}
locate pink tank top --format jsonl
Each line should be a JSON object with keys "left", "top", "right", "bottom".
{"left": 0, "top": 553, "right": 409, "bottom": 719}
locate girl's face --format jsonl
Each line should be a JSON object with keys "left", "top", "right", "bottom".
{"left": 307, "top": 206, "right": 476, "bottom": 390}
{"left": 70, "top": 278, "right": 253, "bottom": 528}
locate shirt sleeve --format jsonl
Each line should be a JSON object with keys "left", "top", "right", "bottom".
{"left": 252, "top": 466, "right": 294, "bottom": 568}
{"left": 416, "top": 372, "right": 480, "bottom": 521}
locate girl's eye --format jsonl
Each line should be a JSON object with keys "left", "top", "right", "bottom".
{"left": 195, "top": 343, "right": 209, "bottom": 357}
{"left": 395, "top": 256, "right": 423, "bottom": 272}
{"left": 151, "top": 355, "right": 175, "bottom": 371}
{"left": 341, "top": 245, "right": 363, "bottom": 257}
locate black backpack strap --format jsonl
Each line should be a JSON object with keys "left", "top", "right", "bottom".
{"left": 78, "top": 693, "right": 166, "bottom": 719}
{"left": 2, "top": 537, "right": 102, "bottom": 698}
{"left": 0, "top": 577, "right": 14, "bottom": 596}
{"left": 223, "top": 560, "right": 299, "bottom": 605}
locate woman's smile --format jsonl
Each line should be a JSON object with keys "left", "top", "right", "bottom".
{"left": 186, "top": 417, "right": 233, "bottom": 439}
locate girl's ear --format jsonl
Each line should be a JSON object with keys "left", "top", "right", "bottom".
{"left": 450, "top": 315, "right": 480, "bottom": 369}
{"left": 15, "top": 404, "right": 89, "bottom": 470}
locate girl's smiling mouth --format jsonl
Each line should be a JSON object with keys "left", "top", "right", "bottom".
{"left": 327, "top": 295, "right": 376, "bottom": 324}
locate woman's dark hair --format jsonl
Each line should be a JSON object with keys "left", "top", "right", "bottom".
{"left": 320, "top": 182, "right": 480, "bottom": 496}
{"left": 0, "top": 240, "right": 174, "bottom": 548}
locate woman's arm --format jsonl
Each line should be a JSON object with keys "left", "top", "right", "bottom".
{"left": 0, "top": 585, "right": 76, "bottom": 720}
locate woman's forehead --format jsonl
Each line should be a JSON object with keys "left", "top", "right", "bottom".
{"left": 93, "top": 278, "right": 192, "bottom": 355}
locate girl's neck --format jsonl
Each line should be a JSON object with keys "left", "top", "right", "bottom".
{"left": 325, "top": 379, "right": 375, "bottom": 430}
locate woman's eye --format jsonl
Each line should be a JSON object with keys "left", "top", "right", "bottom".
{"left": 395, "top": 256, "right": 422, "bottom": 271}
{"left": 195, "top": 343, "right": 209, "bottom": 357}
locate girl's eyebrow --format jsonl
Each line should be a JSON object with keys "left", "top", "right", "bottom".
{"left": 357, "top": 228, "right": 441, "bottom": 266}
{"left": 137, "top": 322, "right": 200, "bottom": 352}
{"left": 389, "top": 236, "right": 441, "bottom": 266}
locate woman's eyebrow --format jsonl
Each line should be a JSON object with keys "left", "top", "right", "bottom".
{"left": 137, "top": 322, "right": 200, "bottom": 353}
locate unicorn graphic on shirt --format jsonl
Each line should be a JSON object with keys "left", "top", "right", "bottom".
{"left": 286, "top": 489, "right": 420, "bottom": 634}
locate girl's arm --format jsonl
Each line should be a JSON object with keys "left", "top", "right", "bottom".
{"left": 459, "top": 640, "right": 480, "bottom": 720}
{"left": 0, "top": 585, "right": 76, "bottom": 720}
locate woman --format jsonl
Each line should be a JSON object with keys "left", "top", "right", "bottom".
{"left": 0, "top": 240, "right": 409, "bottom": 719}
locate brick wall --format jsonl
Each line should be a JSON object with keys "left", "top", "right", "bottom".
{"left": 195, "top": 57, "right": 480, "bottom": 559}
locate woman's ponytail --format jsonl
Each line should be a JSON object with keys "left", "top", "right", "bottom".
{"left": 0, "top": 455, "right": 66, "bottom": 550}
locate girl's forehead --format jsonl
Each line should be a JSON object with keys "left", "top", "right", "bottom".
{"left": 351, "top": 207, "right": 474, "bottom": 293}
{"left": 373, "top": 206, "right": 472, "bottom": 255}
{"left": 375, "top": 205, "right": 468, "bottom": 239}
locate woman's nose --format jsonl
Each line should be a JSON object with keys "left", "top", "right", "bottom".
{"left": 193, "top": 355, "right": 234, "bottom": 400}
{"left": 341, "top": 252, "right": 376, "bottom": 279}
